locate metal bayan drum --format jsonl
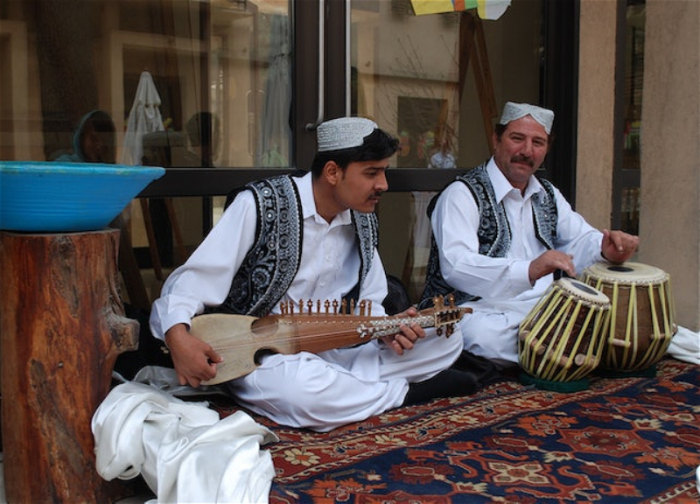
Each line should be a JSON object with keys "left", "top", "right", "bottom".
{"left": 580, "top": 261, "right": 677, "bottom": 373}
{"left": 519, "top": 277, "right": 611, "bottom": 387}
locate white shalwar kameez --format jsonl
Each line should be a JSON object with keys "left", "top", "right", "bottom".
{"left": 431, "top": 159, "right": 605, "bottom": 367}
{"left": 151, "top": 172, "right": 463, "bottom": 432}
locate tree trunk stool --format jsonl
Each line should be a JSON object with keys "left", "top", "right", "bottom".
{"left": 0, "top": 229, "right": 139, "bottom": 503}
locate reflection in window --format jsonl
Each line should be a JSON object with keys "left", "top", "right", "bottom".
{"left": 351, "top": 1, "right": 541, "bottom": 174}
{"left": 357, "top": 2, "right": 544, "bottom": 300}
{"left": 0, "top": 0, "right": 291, "bottom": 169}
{"left": 620, "top": 1, "right": 644, "bottom": 236}
{"left": 0, "top": 0, "right": 292, "bottom": 308}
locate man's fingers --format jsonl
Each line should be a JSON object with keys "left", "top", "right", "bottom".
{"left": 396, "top": 333, "right": 415, "bottom": 350}
{"left": 399, "top": 325, "right": 419, "bottom": 343}
{"left": 562, "top": 255, "right": 576, "bottom": 277}
{"left": 206, "top": 347, "right": 224, "bottom": 364}
{"left": 391, "top": 338, "right": 406, "bottom": 355}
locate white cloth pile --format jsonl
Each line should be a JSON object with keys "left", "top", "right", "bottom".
{"left": 667, "top": 325, "right": 700, "bottom": 365}
{"left": 92, "top": 381, "right": 278, "bottom": 503}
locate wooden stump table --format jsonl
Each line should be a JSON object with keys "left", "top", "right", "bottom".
{"left": 0, "top": 229, "right": 140, "bottom": 503}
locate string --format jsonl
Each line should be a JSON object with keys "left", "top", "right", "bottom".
{"left": 206, "top": 315, "right": 446, "bottom": 352}
{"left": 199, "top": 311, "right": 465, "bottom": 353}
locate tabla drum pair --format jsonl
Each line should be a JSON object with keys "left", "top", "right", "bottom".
{"left": 518, "top": 262, "right": 676, "bottom": 390}
{"left": 580, "top": 261, "right": 677, "bottom": 373}
{"left": 519, "top": 277, "right": 610, "bottom": 389}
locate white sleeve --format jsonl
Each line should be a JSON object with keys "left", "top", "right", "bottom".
{"left": 432, "top": 182, "right": 533, "bottom": 300}
{"left": 149, "top": 191, "right": 258, "bottom": 339}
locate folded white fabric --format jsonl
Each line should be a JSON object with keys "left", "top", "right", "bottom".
{"left": 666, "top": 326, "right": 700, "bottom": 365}
{"left": 92, "top": 382, "right": 278, "bottom": 503}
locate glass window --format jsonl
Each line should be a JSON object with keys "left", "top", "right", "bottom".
{"left": 0, "top": 0, "right": 292, "bottom": 309}
{"left": 351, "top": 0, "right": 543, "bottom": 170}
{"left": 0, "top": 0, "right": 291, "bottom": 168}
{"left": 1, "top": 0, "right": 565, "bottom": 308}
{"left": 353, "top": 1, "right": 545, "bottom": 298}
{"left": 619, "top": 0, "right": 644, "bottom": 236}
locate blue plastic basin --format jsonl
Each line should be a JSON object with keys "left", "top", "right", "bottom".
{"left": 0, "top": 161, "right": 165, "bottom": 233}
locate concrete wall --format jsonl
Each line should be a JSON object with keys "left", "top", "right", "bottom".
{"left": 638, "top": 0, "right": 700, "bottom": 330}
{"left": 577, "top": 0, "right": 700, "bottom": 330}
{"left": 576, "top": 0, "right": 617, "bottom": 230}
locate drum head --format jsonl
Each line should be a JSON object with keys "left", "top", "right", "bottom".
{"left": 583, "top": 261, "right": 668, "bottom": 285}
{"left": 556, "top": 277, "right": 610, "bottom": 307}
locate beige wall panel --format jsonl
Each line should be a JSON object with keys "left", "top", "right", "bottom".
{"left": 575, "top": 0, "right": 617, "bottom": 229}
{"left": 640, "top": 0, "right": 700, "bottom": 330}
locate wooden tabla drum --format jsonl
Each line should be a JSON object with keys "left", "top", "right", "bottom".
{"left": 519, "top": 277, "right": 611, "bottom": 387}
{"left": 580, "top": 261, "right": 677, "bottom": 373}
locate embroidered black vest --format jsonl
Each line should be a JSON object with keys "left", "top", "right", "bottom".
{"left": 211, "top": 174, "right": 378, "bottom": 317}
{"left": 419, "top": 164, "right": 558, "bottom": 308}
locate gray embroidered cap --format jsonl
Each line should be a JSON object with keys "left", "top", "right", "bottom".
{"left": 317, "top": 117, "right": 378, "bottom": 152}
{"left": 499, "top": 102, "right": 554, "bottom": 134}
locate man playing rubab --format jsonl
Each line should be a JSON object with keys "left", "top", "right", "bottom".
{"left": 150, "top": 117, "right": 478, "bottom": 432}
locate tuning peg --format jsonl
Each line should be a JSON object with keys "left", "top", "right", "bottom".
{"left": 433, "top": 296, "right": 444, "bottom": 310}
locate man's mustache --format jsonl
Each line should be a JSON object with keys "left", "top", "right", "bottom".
{"left": 510, "top": 155, "right": 534, "bottom": 167}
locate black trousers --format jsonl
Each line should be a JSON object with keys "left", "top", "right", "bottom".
{"left": 403, "top": 349, "right": 506, "bottom": 406}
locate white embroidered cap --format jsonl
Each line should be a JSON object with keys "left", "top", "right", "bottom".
{"left": 317, "top": 117, "right": 378, "bottom": 152}
{"left": 499, "top": 102, "right": 554, "bottom": 134}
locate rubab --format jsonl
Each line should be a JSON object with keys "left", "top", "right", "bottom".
{"left": 190, "top": 295, "right": 470, "bottom": 385}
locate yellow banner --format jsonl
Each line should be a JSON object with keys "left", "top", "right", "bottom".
{"left": 410, "top": 0, "right": 510, "bottom": 20}
{"left": 411, "top": 0, "right": 476, "bottom": 16}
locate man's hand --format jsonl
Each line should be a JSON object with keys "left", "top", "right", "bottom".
{"left": 529, "top": 250, "right": 576, "bottom": 283}
{"left": 381, "top": 306, "right": 426, "bottom": 355}
{"left": 601, "top": 229, "right": 639, "bottom": 264}
{"left": 165, "top": 323, "right": 223, "bottom": 387}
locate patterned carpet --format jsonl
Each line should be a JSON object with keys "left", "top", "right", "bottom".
{"left": 215, "top": 358, "right": 700, "bottom": 503}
